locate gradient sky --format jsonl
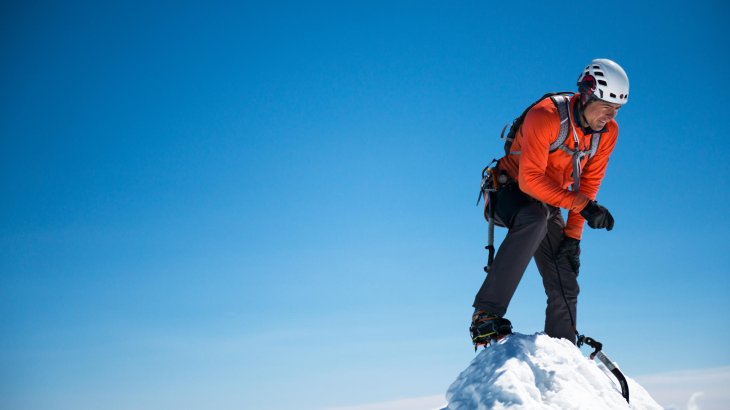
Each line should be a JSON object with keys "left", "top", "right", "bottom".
{"left": 2, "top": 1, "right": 729, "bottom": 409}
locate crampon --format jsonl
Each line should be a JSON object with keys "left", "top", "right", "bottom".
{"left": 469, "top": 311, "right": 513, "bottom": 350}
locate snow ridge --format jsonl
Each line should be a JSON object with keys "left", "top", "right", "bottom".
{"left": 442, "top": 333, "right": 662, "bottom": 410}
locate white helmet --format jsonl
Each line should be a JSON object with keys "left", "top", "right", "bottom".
{"left": 577, "top": 59, "right": 629, "bottom": 105}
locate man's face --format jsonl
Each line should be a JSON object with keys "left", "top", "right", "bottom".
{"left": 583, "top": 100, "right": 622, "bottom": 131}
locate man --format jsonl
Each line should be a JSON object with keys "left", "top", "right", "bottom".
{"left": 471, "top": 58, "right": 629, "bottom": 346}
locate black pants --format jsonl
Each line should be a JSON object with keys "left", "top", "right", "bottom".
{"left": 473, "top": 184, "right": 580, "bottom": 344}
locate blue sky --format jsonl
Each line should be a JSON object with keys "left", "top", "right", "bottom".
{"left": 2, "top": 1, "right": 729, "bottom": 409}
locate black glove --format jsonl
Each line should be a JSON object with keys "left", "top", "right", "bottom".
{"left": 556, "top": 236, "right": 581, "bottom": 274}
{"left": 579, "top": 200, "right": 614, "bottom": 231}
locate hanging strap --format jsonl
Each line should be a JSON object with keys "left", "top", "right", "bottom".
{"left": 554, "top": 95, "right": 602, "bottom": 192}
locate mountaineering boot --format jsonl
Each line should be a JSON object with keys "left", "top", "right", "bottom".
{"left": 470, "top": 310, "right": 513, "bottom": 349}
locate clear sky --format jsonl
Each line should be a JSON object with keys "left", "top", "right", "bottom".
{"left": 2, "top": 1, "right": 729, "bottom": 409}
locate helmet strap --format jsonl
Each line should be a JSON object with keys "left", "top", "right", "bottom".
{"left": 576, "top": 97, "right": 589, "bottom": 128}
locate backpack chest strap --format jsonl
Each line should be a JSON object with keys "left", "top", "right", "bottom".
{"left": 558, "top": 133, "right": 601, "bottom": 159}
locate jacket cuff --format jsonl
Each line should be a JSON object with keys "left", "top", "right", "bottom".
{"left": 564, "top": 223, "right": 583, "bottom": 240}
{"left": 569, "top": 192, "right": 590, "bottom": 213}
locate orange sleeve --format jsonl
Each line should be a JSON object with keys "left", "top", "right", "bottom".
{"left": 564, "top": 123, "right": 619, "bottom": 239}
{"left": 517, "top": 106, "right": 590, "bottom": 212}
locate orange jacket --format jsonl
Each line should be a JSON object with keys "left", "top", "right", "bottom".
{"left": 499, "top": 94, "right": 618, "bottom": 239}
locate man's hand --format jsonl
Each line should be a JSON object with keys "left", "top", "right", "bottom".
{"left": 580, "top": 201, "right": 614, "bottom": 231}
{"left": 556, "top": 236, "right": 581, "bottom": 274}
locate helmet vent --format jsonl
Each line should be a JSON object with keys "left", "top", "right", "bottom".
{"left": 594, "top": 71, "right": 605, "bottom": 77}
{"left": 610, "top": 93, "right": 617, "bottom": 98}
{"left": 597, "top": 80, "right": 607, "bottom": 86}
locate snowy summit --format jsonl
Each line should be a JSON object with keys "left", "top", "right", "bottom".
{"left": 442, "top": 333, "right": 662, "bottom": 410}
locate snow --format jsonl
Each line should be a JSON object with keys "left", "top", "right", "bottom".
{"left": 442, "top": 333, "right": 662, "bottom": 410}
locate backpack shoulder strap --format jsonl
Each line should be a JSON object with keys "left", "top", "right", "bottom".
{"left": 587, "top": 132, "right": 601, "bottom": 159}
{"left": 547, "top": 93, "right": 603, "bottom": 159}
{"left": 503, "top": 91, "right": 574, "bottom": 156}
{"left": 548, "top": 94, "right": 572, "bottom": 152}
